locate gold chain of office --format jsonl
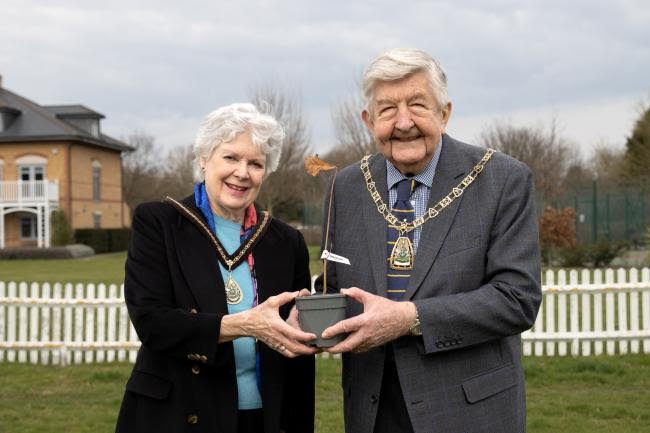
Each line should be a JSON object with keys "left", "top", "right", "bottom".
{"left": 360, "top": 148, "right": 496, "bottom": 234}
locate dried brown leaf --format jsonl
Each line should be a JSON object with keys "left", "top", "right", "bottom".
{"left": 304, "top": 155, "right": 337, "bottom": 176}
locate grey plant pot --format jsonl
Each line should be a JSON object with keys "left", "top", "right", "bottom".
{"left": 295, "top": 293, "right": 348, "bottom": 348}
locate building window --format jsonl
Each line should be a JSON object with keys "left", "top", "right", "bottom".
{"left": 19, "top": 164, "right": 45, "bottom": 181}
{"left": 20, "top": 216, "right": 37, "bottom": 239}
{"left": 92, "top": 161, "right": 101, "bottom": 202}
{"left": 93, "top": 212, "right": 102, "bottom": 228}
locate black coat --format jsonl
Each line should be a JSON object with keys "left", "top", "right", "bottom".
{"left": 115, "top": 195, "right": 315, "bottom": 433}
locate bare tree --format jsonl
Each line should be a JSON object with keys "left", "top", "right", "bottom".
{"left": 591, "top": 142, "right": 626, "bottom": 185}
{"left": 480, "top": 118, "right": 578, "bottom": 204}
{"left": 160, "top": 143, "right": 195, "bottom": 200}
{"left": 327, "top": 93, "right": 375, "bottom": 167}
{"left": 122, "top": 131, "right": 166, "bottom": 212}
{"left": 249, "top": 83, "right": 311, "bottom": 218}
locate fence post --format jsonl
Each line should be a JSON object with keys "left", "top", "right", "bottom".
{"left": 107, "top": 284, "right": 118, "bottom": 362}
{"left": 29, "top": 282, "right": 40, "bottom": 364}
{"left": 580, "top": 269, "right": 592, "bottom": 356}
{"left": 594, "top": 269, "right": 603, "bottom": 355}
{"left": 617, "top": 268, "right": 629, "bottom": 354}
{"left": 118, "top": 293, "right": 128, "bottom": 362}
{"left": 569, "top": 270, "right": 579, "bottom": 356}
{"left": 0, "top": 282, "right": 4, "bottom": 362}
{"left": 557, "top": 270, "right": 567, "bottom": 356}
{"left": 52, "top": 283, "right": 63, "bottom": 366}
{"left": 629, "top": 268, "right": 640, "bottom": 354}
{"left": 41, "top": 282, "right": 51, "bottom": 365}
{"left": 74, "top": 283, "right": 84, "bottom": 364}
{"left": 545, "top": 269, "right": 556, "bottom": 356}
{"left": 641, "top": 268, "right": 650, "bottom": 353}
{"left": 63, "top": 283, "right": 73, "bottom": 365}
{"left": 85, "top": 284, "right": 96, "bottom": 364}
{"left": 97, "top": 284, "right": 107, "bottom": 363}
{"left": 18, "top": 282, "right": 28, "bottom": 362}
{"left": 7, "top": 282, "right": 17, "bottom": 362}
{"left": 605, "top": 269, "right": 616, "bottom": 355}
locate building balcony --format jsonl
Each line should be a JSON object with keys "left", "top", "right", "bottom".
{"left": 0, "top": 180, "right": 59, "bottom": 207}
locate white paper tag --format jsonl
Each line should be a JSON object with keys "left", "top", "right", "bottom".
{"left": 320, "top": 249, "right": 351, "bottom": 265}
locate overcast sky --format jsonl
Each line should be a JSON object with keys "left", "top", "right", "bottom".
{"left": 1, "top": 0, "right": 649, "bottom": 159}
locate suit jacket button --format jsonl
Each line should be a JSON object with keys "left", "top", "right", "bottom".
{"left": 370, "top": 394, "right": 379, "bottom": 404}
{"left": 435, "top": 342, "right": 443, "bottom": 348}
{"left": 191, "top": 365, "right": 201, "bottom": 375}
{"left": 187, "top": 414, "right": 198, "bottom": 424}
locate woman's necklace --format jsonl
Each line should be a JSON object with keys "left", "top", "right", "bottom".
{"left": 360, "top": 148, "right": 495, "bottom": 269}
{"left": 164, "top": 197, "right": 271, "bottom": 305}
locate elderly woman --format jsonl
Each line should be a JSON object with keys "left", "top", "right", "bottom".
{"left": 116, "top": 103, "right": 316, "bottom": 433}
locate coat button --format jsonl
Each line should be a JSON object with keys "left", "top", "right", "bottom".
{"left": 200, "top": 355, "right": 208, "bottom": 363}
{"left": 189, "top": 308, "right": 198, "bottom": 314}
{"left": 370, "top": 394, "right": 379, "bottom": 404}
{"left": 187, "top": 414, "right": 198, "bottom": 424}
{"left": 187, "top": 354, "right": 193, "bottom": 360}
{"left": 191, "top": 365, "right": 201, "bottom": 375}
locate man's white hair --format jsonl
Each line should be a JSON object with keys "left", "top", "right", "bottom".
{"left": 362, "top": 48, "right": 450, "bottom": 112}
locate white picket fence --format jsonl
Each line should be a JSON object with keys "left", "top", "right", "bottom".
{"left": 1, "top": 267, "right": 649, "bottom": 365}
{"left": 523, "top": 267, "right": 650, "bottom": 356}
{"left": 0, "top": 282, "right": 138, "bottom": 365}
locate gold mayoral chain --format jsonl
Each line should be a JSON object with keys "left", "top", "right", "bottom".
{"left": 164, "top": 196, "right": 271, "bottom": 305}
{"left": 360, "top": 148, "right": 496, "bottom": 271}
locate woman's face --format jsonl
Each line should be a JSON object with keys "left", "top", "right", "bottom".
{"left": 201, "top": 131, "right": 266, "bottom": 222}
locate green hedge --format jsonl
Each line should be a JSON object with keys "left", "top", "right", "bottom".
{"left": 74, "top": 229, "right": 131, "bottom": 253}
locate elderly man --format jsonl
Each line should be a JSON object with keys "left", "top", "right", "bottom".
{"left": 319, "top": 48, "right": 541, "bottom": 433}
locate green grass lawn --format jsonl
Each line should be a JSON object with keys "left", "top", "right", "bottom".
{"left": 0, "top": 355, "right": 649, "bottom": 433}
{"left": 2, "top": 250, "right": 650, "bottom": 432}
{"left": 0, "top": 247, "right": 324, "bottom": 286}
{"left": 0, "top": 252, "right": 128, "bottom": 285}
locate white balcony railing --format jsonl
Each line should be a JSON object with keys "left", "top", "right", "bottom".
{"left": 0, "top": 180, "right": 59, "bottom": 205}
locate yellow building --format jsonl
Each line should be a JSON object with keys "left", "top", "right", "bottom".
{"left": 0, "top": 74, "right": 132, "bottom": 248}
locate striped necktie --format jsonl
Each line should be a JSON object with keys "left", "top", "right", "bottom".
{"left": 386, "top": 178, "right": 417, "bottom": 301}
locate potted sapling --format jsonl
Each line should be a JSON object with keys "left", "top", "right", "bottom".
{"left": 295, "top": 156, "right": 348, "bottom": 347}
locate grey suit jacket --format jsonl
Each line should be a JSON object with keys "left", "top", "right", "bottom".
{"left": 322, "top": 135, "right": 541, "bottom": 433}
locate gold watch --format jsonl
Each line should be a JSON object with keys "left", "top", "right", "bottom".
{"left": 409, "top": 310, "right": 422, "bottom": 336}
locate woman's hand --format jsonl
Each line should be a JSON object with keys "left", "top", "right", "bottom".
{"left": 220, "top": 291, "right": 318, "bottom": 358}
{"left": 286, "top": 288, "right": 311, "bottom": 331}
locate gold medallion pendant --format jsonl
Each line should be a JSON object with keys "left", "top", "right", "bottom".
{"left": 225, "top": 273, "right": 243, "bottom": 305}
{"left": 390, "top": 235, "right": 414, "bottom": 270}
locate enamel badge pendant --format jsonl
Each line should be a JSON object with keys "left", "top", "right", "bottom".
{"left": 390, "top": 235, "right": 414, "bottom": 270}
{"left": 225, "top": 273, "right": 243, "bottom": 305}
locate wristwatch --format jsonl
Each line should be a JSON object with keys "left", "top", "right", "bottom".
{"left": 409, "top": 310, "right": 422, "bottom": 336}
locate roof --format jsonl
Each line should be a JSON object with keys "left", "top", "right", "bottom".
{"left": 0, "top": 85, "right": 133, "bottom": 152}
{"left": 44, "top": 104, "right": 105, "bottom": 119}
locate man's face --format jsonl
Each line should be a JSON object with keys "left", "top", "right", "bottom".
{"left": 362, "top": 71, "right": 452, "bottom": 175}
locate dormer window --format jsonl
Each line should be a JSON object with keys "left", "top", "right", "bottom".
{"left": 43, "top": 105, "right": 104, "bottom": 138}
{"left": 0, "top": 106, "right": 21, "bottom": 132}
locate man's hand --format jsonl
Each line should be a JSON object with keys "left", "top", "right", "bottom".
{"left": 321, "top": 287, "right": 418, "bottom": 353}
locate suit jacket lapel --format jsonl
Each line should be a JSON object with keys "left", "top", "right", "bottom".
{"left": 173, "top": 196, "right": 226, "bottom": 313}
{"left": 362, "top": 155, "right": 390, "bottom": 297}
{"left": 406, "top": 137, "right": 468, "bottom": 299}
